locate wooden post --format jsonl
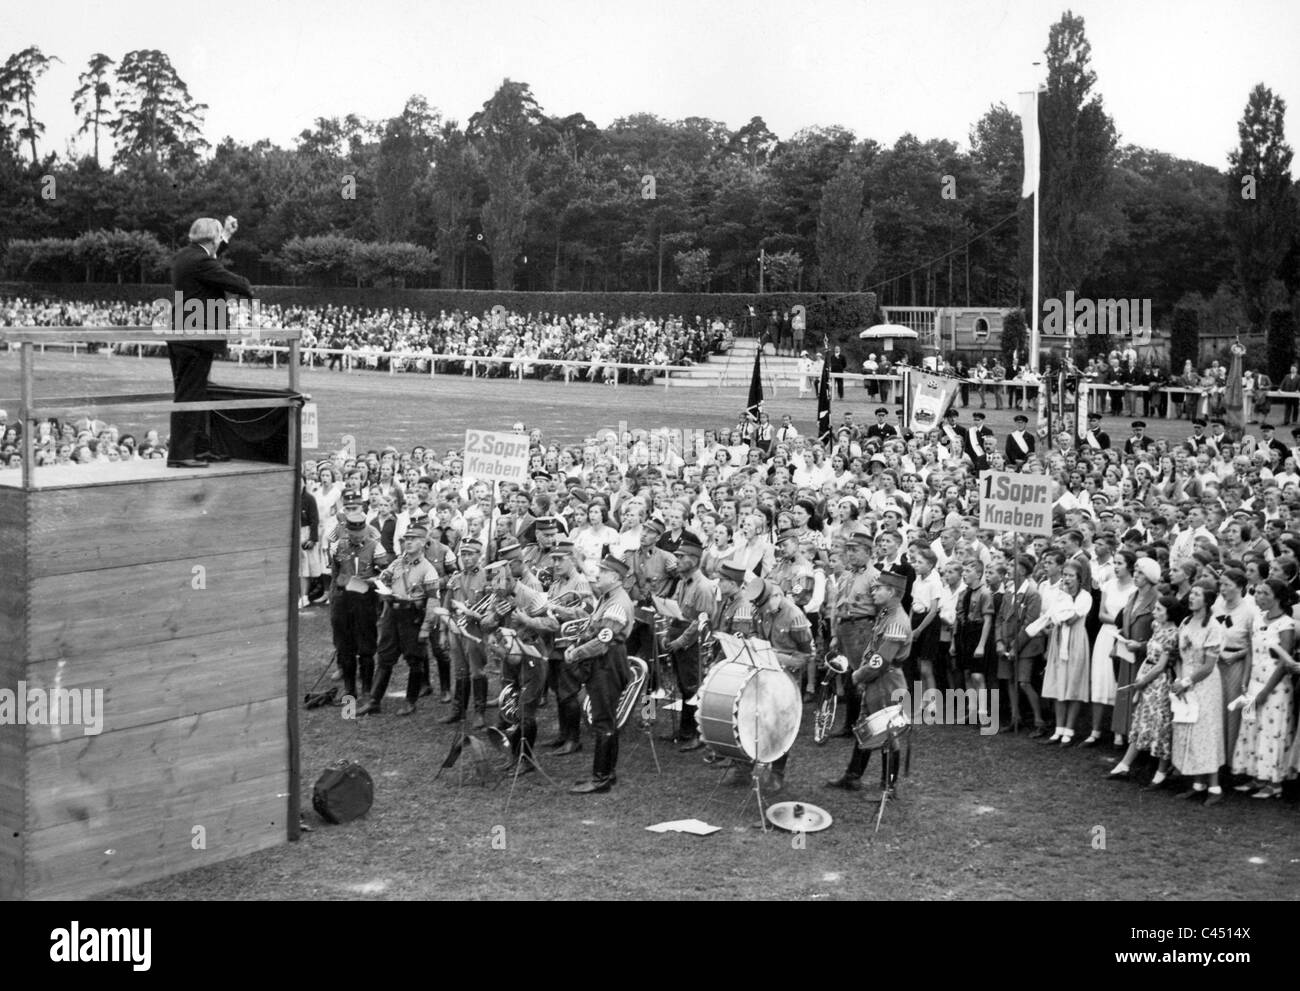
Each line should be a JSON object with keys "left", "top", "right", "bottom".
{"left": 20, "top": 342, "right": 34, "bottom": 490}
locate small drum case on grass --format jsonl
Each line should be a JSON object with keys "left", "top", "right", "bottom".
{"left": 312, "top": 760, "right": 374, "bottom": 824}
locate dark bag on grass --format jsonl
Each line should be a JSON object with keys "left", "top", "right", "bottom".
{"left": 312, "top": 760, "right": 374, "bottom": 824}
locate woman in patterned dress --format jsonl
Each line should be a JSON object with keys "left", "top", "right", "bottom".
{"left": 1231, "top": 579, "right": 1296, "bottom": 799}
{"left": 1172, "top": 581, "right": 1226, "bottom": 805}
{"left": 1107, "top": 596, "right": 1183, "bottom": 786}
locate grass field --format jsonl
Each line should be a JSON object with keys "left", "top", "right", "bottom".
{"left": 2, "top": 352, "right": 1297, "bottom": 901}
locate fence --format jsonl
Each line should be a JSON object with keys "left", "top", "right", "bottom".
{"left": 9, "top": 339, "right": 1298, "bottom": 419}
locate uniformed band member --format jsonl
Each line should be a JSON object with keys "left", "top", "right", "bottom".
{"left": 825, "top": 570, "right": 912, "bottom": 792}
{"left": 330, "top": 498, "right": 390, "bottom": 701}
{"left": 718, "top": 580, "right": 811, "bottom": 794}
{"left": 830, "top": 530, "right": 879, "bottom": 736}
{"left": 663, "top": 531, "right": 718, "bottom": 750}
{"left": 443, "top": 538, "right": 490, "bottom": 726}
{"left": 359, "top": 523, "right": 440, "bottom": 716}
{"left": 490, "top": 631, "right": 548, "bottom": 774}
{"left": 713, "top": 562, "right": 757, "bottom": 639}
{"left": 627, "top": 516, "right": 676, "bottom": 667}
{"left": 532, "top": 538, "right": 594, "bottom": 755}
{"left": 522, "top": 516, "right": 560, "bottom": 574}
{"left": 564, "top": 555, "right": 635, "bottom": 793}
{"left": 419, "top": 532, "right": 459, "bottom": 702}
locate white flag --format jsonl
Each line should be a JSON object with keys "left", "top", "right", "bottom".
{"left": 1018, "top": 90, "right": 1039, "bottom": 199}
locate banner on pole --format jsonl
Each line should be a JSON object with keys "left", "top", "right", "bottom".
{"left": 1076, "top": 382, "right": 1089, "bottom": 440}
{"left": 301, "top": 402, "right": 319, "bottom": 449}
{"left": 979, "top": 470, "right": 1053, "bottom": 537}
{"left": 463, "top": 429, "right": 530, "bottom": 487}
{"left": 908, "top": 373, "right": 959, "bottom": 434}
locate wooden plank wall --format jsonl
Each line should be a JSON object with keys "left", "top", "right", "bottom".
{"left": 10, "top": 467, "right": 293, "bottom": 899}
{"left": 0, "top": 488, "right": 27, "bottom": 899}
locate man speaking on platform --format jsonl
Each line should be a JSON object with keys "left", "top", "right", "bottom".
{"left": 167, "top": 215, "right": 253, "bottom": 468}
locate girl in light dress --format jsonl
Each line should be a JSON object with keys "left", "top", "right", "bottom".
{"left": 1230, "top": 579, "right": 1296, "bottom": 799}
{"left": 1171, "top": 581, "right": 1226, "bottom": 805}
{"left": 1084, "top": 552, "right": 1134, "bottom": 746}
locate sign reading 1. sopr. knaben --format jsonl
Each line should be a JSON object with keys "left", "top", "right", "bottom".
{"left": 979, "top": 470, "right": 1053, "bottom": 537}
{"left": 463, "top": 429, "right": 529, "bottom": 486}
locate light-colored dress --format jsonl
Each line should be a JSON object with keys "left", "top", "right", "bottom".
{"left": 1090, "top": 578, "right": 1131, "bottom": 706}
{"left": 1231, "top": 613, "right": 1296, "bottom": 784}
{"left": 1129, "top": 624, "right": 1175, "bottom": 760}
{"left": 1043, "top": 589, "right": 1091, "bottom": 703}
{"left": 1171, "top": 619, "right": 1226, "bottom": 776}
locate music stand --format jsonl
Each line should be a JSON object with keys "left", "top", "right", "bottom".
{"left": 501, "top": 638, "right": 559, "bottom": 812}
{"left": 872, "top": 722, "right": 913, "bottom": 833}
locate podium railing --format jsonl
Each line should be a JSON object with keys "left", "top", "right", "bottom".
{"left": 0, "top": 325, "right": 304, "bottom": 491}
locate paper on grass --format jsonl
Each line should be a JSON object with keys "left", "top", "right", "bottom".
{"left": 646, "top": 819, "right": 721, "bottom": 836}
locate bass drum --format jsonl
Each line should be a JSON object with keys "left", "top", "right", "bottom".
{"left": 697, "top": 660, "right": 801, "bottom": 763}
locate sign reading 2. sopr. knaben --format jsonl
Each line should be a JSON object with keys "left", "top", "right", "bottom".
{"left": 464, "top": 429, "right": 530, "bottom": 486}
{"left": 979, "top": 470, "right": 1053, "bottom": 537}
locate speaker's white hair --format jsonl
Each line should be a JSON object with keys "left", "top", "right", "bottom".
{"left": 188, "top": 217, "right": 224, "bottom": 244}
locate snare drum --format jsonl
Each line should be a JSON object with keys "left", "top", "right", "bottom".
{"left": 852, "top": 703, "right": 911, "bottom": 751}
{"left": 697, "top": 659, "right": 801, "bottom": 763}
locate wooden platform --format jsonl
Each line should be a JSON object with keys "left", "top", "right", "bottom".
{"left": 0, "top": 458, "right": 296, "bottom": 899}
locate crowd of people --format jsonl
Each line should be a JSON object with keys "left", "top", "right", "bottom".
{"left": 289, "top": 400, "right": 1300, "bottom": 803}
{"left": 0, "top": 296, "right": 735, "bottom": 385}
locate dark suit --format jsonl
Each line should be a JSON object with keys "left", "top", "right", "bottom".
{"left": 168, "top": 241, "right": 253, "bottom": 460}
{"left": 830, "top": 352, "right": 848, "bottom": 399}
{"left": 1081, "top": 429, "right": 1110, "bottom": 451}
{"left": 1005, "top": 429, "right": 1035, "bottom": 466}
{"left": 964, "top": 425, "right": 993, "bottom": 470}
{"left": 1124, "top": 435, "right": 1154, "bottom": 456}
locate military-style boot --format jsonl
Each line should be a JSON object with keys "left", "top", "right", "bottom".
{"left": 471, "top": 675, "right": 489, "bottom": 729}
{"left": 440, "top": 679, "right": 469, "bottom": 724}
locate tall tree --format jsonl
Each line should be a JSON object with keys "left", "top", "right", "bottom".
{"left": 111, "top": 49, "right": 208, "bottom": 168}
{"left": 1036, "top": 11, "right": 1119, "bottom": 306}
{"left": 1226, "top": 84, "right": 1296, "bottom": 328}
{"left": 429, "top": 121, "right": 477, "bottom": 289}
{"left": 373, "top": 115, "right": 423, "bottom": 242}
{"left": 72, "top": 53, "right": 114, "bottom": 167}
{"left": 816, "top": 159, "right": 876, "bottom": 291}
{"left": 0, "top": 46, "right": 61, "bottom": 164}
{"left": 726, "top": 115, "right": 780, "bottom": 170}
{"left": 468, "top": 79, "right": 543, "bottom": 288}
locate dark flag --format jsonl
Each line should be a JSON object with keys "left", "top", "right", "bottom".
{"left": 817, "top": 352, "right": 832, "bottom": 446}
{"left": 745, "top": 346, "right": 764, "bottom": 422}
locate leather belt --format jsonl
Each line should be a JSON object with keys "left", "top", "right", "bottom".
{"left": 840, "top": 616, "right": 872, "bottom": 624}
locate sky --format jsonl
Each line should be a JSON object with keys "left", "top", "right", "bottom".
{"left": 2, "top": 0, "right": 1298, "bottom": 174}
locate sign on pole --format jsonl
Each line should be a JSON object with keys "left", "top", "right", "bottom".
{"left": 463, "top": 428, "right": 530, "bottom": 487}
{"left": 978, "top": 469, "right": 1053, "bottom": 537}
{"left": 300, "top": 402, "right": 318, "bottom": 449}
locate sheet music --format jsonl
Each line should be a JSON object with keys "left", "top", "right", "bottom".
{"left": 651, "top": 595, "right": 684, "bottom": 621}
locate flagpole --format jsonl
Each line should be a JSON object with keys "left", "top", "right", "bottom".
{"left": 1029, "top": 68, "right": 1041, "bottom": 376}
